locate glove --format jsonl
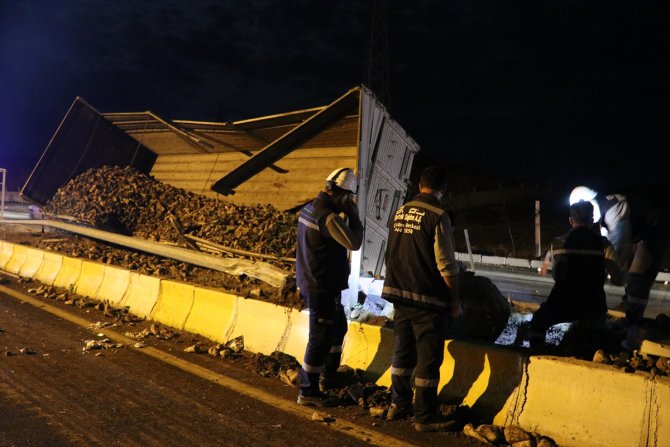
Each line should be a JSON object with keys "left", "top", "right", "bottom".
{"left": 341, "top": 194, "right": 360, "bottom": 221}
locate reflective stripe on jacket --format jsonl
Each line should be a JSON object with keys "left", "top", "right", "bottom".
{"left": 296, "top": 192, "right": 350, "bottom": 296}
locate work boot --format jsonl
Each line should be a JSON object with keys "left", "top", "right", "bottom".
{"left": 414, "top": 415, "right": 460, "bottom": 432}
{"left": 318, "top": 373, "right": 339, "bottom": 392}
{"left": 297, "top": 392, "right": 339, "bottom": 407}
{"left": 386, "top": 403, "right": 413, "bottom": 421}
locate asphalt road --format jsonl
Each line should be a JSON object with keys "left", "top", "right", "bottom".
{"left": 476, "top": 265, "right": 670, "bottom": 319}
{"left": 0, "top": 278, "right": 483, "bottom": 447}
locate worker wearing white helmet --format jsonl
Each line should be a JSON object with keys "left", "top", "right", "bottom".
{"left": 295, "top": 167, "right": 363, "bottom": 406}
{"left": 570, "top": 186, "right": 670, "bottom": 350}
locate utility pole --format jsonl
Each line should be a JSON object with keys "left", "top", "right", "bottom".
{"left": 364, "top": 0, "right": 391, "bottom": 110}
{"left": 535, "top": 200, "right": 541, "bottom": 257}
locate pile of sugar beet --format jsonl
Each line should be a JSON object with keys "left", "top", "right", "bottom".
{"left": 41, "top": 165, "right": 301, "bottom": 304}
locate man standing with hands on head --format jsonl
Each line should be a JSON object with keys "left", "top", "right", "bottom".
{"left": 382, "top": 166, "right": 463, "bottom": 432}
{"left": 295, "top": 168, "right": 363, "bottom": 406}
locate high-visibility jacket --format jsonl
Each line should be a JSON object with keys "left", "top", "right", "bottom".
{"left": 382, "top": 193, "right": 458, "bottom": 310}
{"left": 547, "top": 225, "right": 608, "bottom": 316}
{"left": 296, "top": 192, "right": 350, "bottom": 296}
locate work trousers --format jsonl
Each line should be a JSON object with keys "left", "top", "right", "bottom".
{"left": 299, "top": 292, "right": 347, "bottom": 395}
{"left": 626, "top": 239, "right": 666, "bottom": 325}
{"left": 390, "top": 303, "right": 444, "bottom": 424}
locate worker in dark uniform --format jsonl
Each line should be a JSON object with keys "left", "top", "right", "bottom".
{"left": 531, "top": 199, "right": 624, "bottom": 349}
{"left": 295, "top": 168, "right": 363, "bottom": 406}
{"left": 381, "top": 166, "right": 463, "bottom": 432}
{"left": 570, "top": 186, "right": 670, "bottom": 349}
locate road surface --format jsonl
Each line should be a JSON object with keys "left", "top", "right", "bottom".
{"left": 0, "top": 278, "right": 482, "bottom": 447}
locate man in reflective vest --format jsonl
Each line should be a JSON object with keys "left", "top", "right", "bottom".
{"left": 382, "top": 166, "right": 463, "bottom": 432}
{"left": 295, "top": 168, "right": 363, "bottom": 406}
{"left": 531, "top": 200, "right": 624, "bottom": 349}
{"left": 570, "top": 186, "right": 670, "bottom": 350}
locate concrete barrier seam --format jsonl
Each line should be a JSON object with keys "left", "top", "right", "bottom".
{"left": 274, "top": 307, "right": 293, "bottom": 353}
{"left": 510, "top": 360, "right": 529, "bottom": 426}
{"left": 223, "top": 297, "right": 240, "bottom": 342}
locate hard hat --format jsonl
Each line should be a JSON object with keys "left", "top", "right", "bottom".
{"left": 326, "top": 168, "right": 357, "bottom": 194}
{"left": 569, "top": 186, "right": 601, "bottom": 222}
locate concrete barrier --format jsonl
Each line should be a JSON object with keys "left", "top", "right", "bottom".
{"left": 0, "top": 241, "right": 13, "bottom": 269}
{"left": 512, "top": 356, "right": 656, "bottom": 447}
{"left": 653, "top": 376, "right": 670, "bottom": 447}
{"left": 34, "top": 252, "right": 63, "bottom": 285}
{"left": 481, "top": 255, "right": 506, "bottom": 266}
{"left": 3, "top": 244, "right": 28, "bottom": 274}
{"left": 233, "top": 299, "right": 299, "bottom": 354}
{"left": 151, "top": 280, "right": 195, "bottom": 330}
{"left": 53, "top": 256, "right": 82, "bottom": 290}
{"left": 95, "top": 265, "right": 130, "bottom": 307}
{"left": 342, "top": 322, "right": 393, "bottom": 380}
{"left": 120, "top": 273, "right": 160, "bottom": 319}
{"left": 18, "top": 247, "right": 44, "bottom": 278}
{"left": 183, "top": 288, "right": 237, "bottom": 343}
{"left": 74, "top": 261, "right": 105, "bottom": 298}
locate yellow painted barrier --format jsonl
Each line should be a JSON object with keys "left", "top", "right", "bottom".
{"left": 95, "top": 265, "right": 130, "bottom": 307}
{"left": 183, "top": 288, "right": 237, "bottom": 343}
{"left": 151, "top": 280, "right": 195, "bottom": 330}
{"left": 18, "top": 247, "right": 44, "bottom": 278}
{"left": 53, "top": 257, "right": 82, "bottom": 290}
{"left": 516, "top": 356, "right": 650, "bottom": 447}
{"left": 0, "top": 241, "right": 13, "bottom": 269}
{"left": 342, "top": 322, "right": 393, "bottom": 381}
{"left": 74, "top": 261, "right": 105, "bottom": 298}
{"left": 653, "top": 376, "right": 670, "bottom": 447}
{"left": 4, "top": 244, "right": 28, "bottom": 274}
{"left": 120, "top": 273, "right": 160, "bottom": 319}
{"left": 440, "top": 341, "right": 525, "bottom": 426}
{"left": 271, "top": 308, "right": 309, "bottom": 360}
{"left": 232, "top": 299, "right": 295, "bottom": 354}
{"left": 34, "top": 252, "right": 63, "bottom": 285}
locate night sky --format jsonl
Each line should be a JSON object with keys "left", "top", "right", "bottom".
{"left": 2, "top": 1, "right": 670, "bottom": 191}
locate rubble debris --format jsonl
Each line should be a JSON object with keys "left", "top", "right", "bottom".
{"left": 463, "top": 423, "right": 491, "bottom": 445}
{"left": 208, "top": 344, "right": 223, "bottom": 357}
{"left": 504, "top": 425, "right": 532, "bottom": 443}
{"left": 83, "top": 339, "right": 123, "bottom": 351}
{"left": 184, "top": 344, "right": 206, "bottom": 354}
{"left": 279, "top": 368, "right": 300, "bottom": 386}
{"left": 311, "top": 412, "right": 334, "bottom": 423}
{"left": 592, "top": 349, "right": 611, "bottom": 364}
{"left": 463, "top": 423, "right": 559, "bottom": 447}
{"left": 43, "top": 166, "right": 298, "bottom": 265}
{"left": 368, "top": 406, "right": 387, "bottom": 418}
{"left": 253, "top": 351, "right": 300, "bottom": 378}
{"left": 442, "top": 271, "right": 511, "bottom": 342}
{"left": 477, "top": 424, "right": 505, "bottom": 444}
{"left": 149, "top": 323, "right": 179, "bottom": 340}
{"left": 225, "top": 335, "right": 244, "bottom": 353}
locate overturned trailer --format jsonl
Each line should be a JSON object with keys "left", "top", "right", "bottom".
{"left": 21, "top": 86, "right": 420, "bottom": 301}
